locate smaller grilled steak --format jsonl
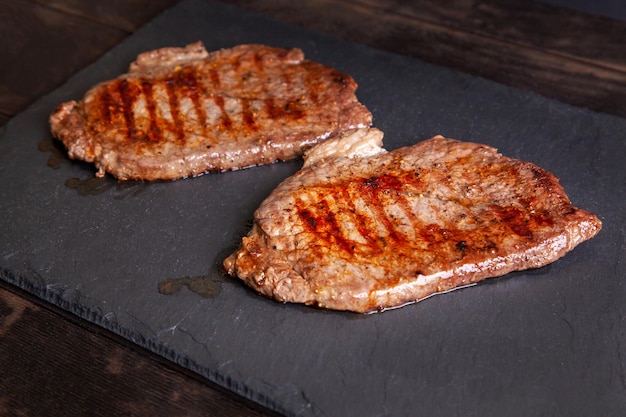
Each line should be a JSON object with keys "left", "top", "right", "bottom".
{"left": 49, "top": 42, "right": 372, "bottom": 180}
{"left": 224, "top": 129, "right": 602, "bottom": 313}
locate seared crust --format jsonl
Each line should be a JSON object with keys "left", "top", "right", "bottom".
{"left": 224, "top": 131, "right": 602, "bottom": 313}
{"left": 49, "top": 42, "right": 372, "bottom": 180}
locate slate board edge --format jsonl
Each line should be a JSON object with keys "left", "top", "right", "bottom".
{"left": 0, "top": 264, "right": 297, "bottom": 416}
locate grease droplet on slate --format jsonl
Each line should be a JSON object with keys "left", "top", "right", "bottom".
{"left": 38, "top": 136, "right": 68, "bottom": 169}
{"left": 64, "top": 176, "right": 148, "bottom": 199}
{"left": 65, "top": 177, "right": 113, "bottom": 196}
{"left": 158, "top": 276, "right": 221, "bottom": 299}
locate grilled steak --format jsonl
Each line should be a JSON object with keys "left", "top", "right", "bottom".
{"left": 224, "top": 129, "right": 602, "bottom": 313}
{"left": 49, "top": 42, "right": 372, "bottom": 180}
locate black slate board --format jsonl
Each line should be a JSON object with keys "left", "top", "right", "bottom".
{"left": 1, "top": 1, "right": 624, "bottom": 416}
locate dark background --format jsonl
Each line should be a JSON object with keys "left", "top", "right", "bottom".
{"left": 539, "top": 0, "right": 626, "bottom": 20}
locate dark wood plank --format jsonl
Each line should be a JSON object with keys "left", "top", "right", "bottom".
{"left": 0, "top": 0, "right": 129, "bottom": 118}
{"left": 3, "top": 0, "right": 626, "bottom": 124}
{"left": 29, "top": 0, "right": 181, "bottom": 32}
{"left": 218, "top": 0, "right": 626, "bottom": 117}
{"left": 360, "top": 0, "right": 626, "bottom": 69}
{"left": 0, "top": 281, "right": 280, "bottom": 417}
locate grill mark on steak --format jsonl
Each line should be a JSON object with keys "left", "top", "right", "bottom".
{"left": 212, "top": 94, "right": 233, "bottom": 131}
{"left": 118, "top": 71, "right": 212, "bottom": 144}
{"left": 208, "top": 68, "right": 221, "bottom": 89}
{"left": 489, "top": 204, "right": 556, "bottom": 239}
{"left": 297, "top": 195, "right": 355, "bottom": 255}
{"left": 231, "top": 55, "right": 242, "bottom": 71}
{"left": 295, "top": 173, "right": 423, "bottom": 257}
{"left": 140, "top": 81, "right": 162, "bottom": 142}
{"left": 358, "top": 174, "right": 410, "bottom": 244}
{"left": 263, "top": 99, "right": 280, "bottom": 120}
{"left": 336, "top": 186, "right": 379, "bottom": 249}
{"left": 253, "top": 50, "right": 264, "bottom": 70}
{"left": 163, "top": 77, "right": 185, "bottom": 142}
{"left": 177, "top": 67, "right": 208, "bottom": 135}
{"left": 304, "top": 63, "right": 320, "bottom": 106}
{"left": 241, "top": 99, "right": 256, "bottom": 131}
{"left": 118, "top": 79, "right": 139, "bottom": 140}
{"left": 283, "top": 100, "right": 305, "bottom": 121}
{"left": 98, "top": 85, "right": 114, "bottom": 126}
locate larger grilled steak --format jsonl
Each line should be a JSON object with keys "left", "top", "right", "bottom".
{"left": 49, "top": 42, "right": 372, "bottom": 181}
{"left": 224, "top": 128, "right": 602, "bottom": 313}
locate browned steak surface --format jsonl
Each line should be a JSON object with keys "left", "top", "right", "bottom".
{"left": 224, "top": 129, "right": 602, "bottom": 313}
{"left": 49, "top": 42, "right": 372, "bottom": 180}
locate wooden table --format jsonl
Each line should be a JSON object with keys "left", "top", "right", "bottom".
{"left": 1, "top": 1, "right": 624, "bottom": 415}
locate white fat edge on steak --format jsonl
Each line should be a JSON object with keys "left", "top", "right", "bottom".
{"left": 302, "top": 127, "right": 387, "bottom": 167}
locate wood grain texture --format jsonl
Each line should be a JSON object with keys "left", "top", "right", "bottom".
{"left": 218, "top": 0, "right": 626, "bottom": 117}
{"left": 361, "top": 0, "right": 626, "bottom": 69}
{"left": 0, "top": 0, "right": 180, "bottom": 120}
{"left": 0, "top": 281, "right": 280, "bottom": 417}
{"left": 29, "top": 0, "right": 182, "bottom": 32}
{"left": 0, "top": 0, "right": 127, "bottom": 116}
